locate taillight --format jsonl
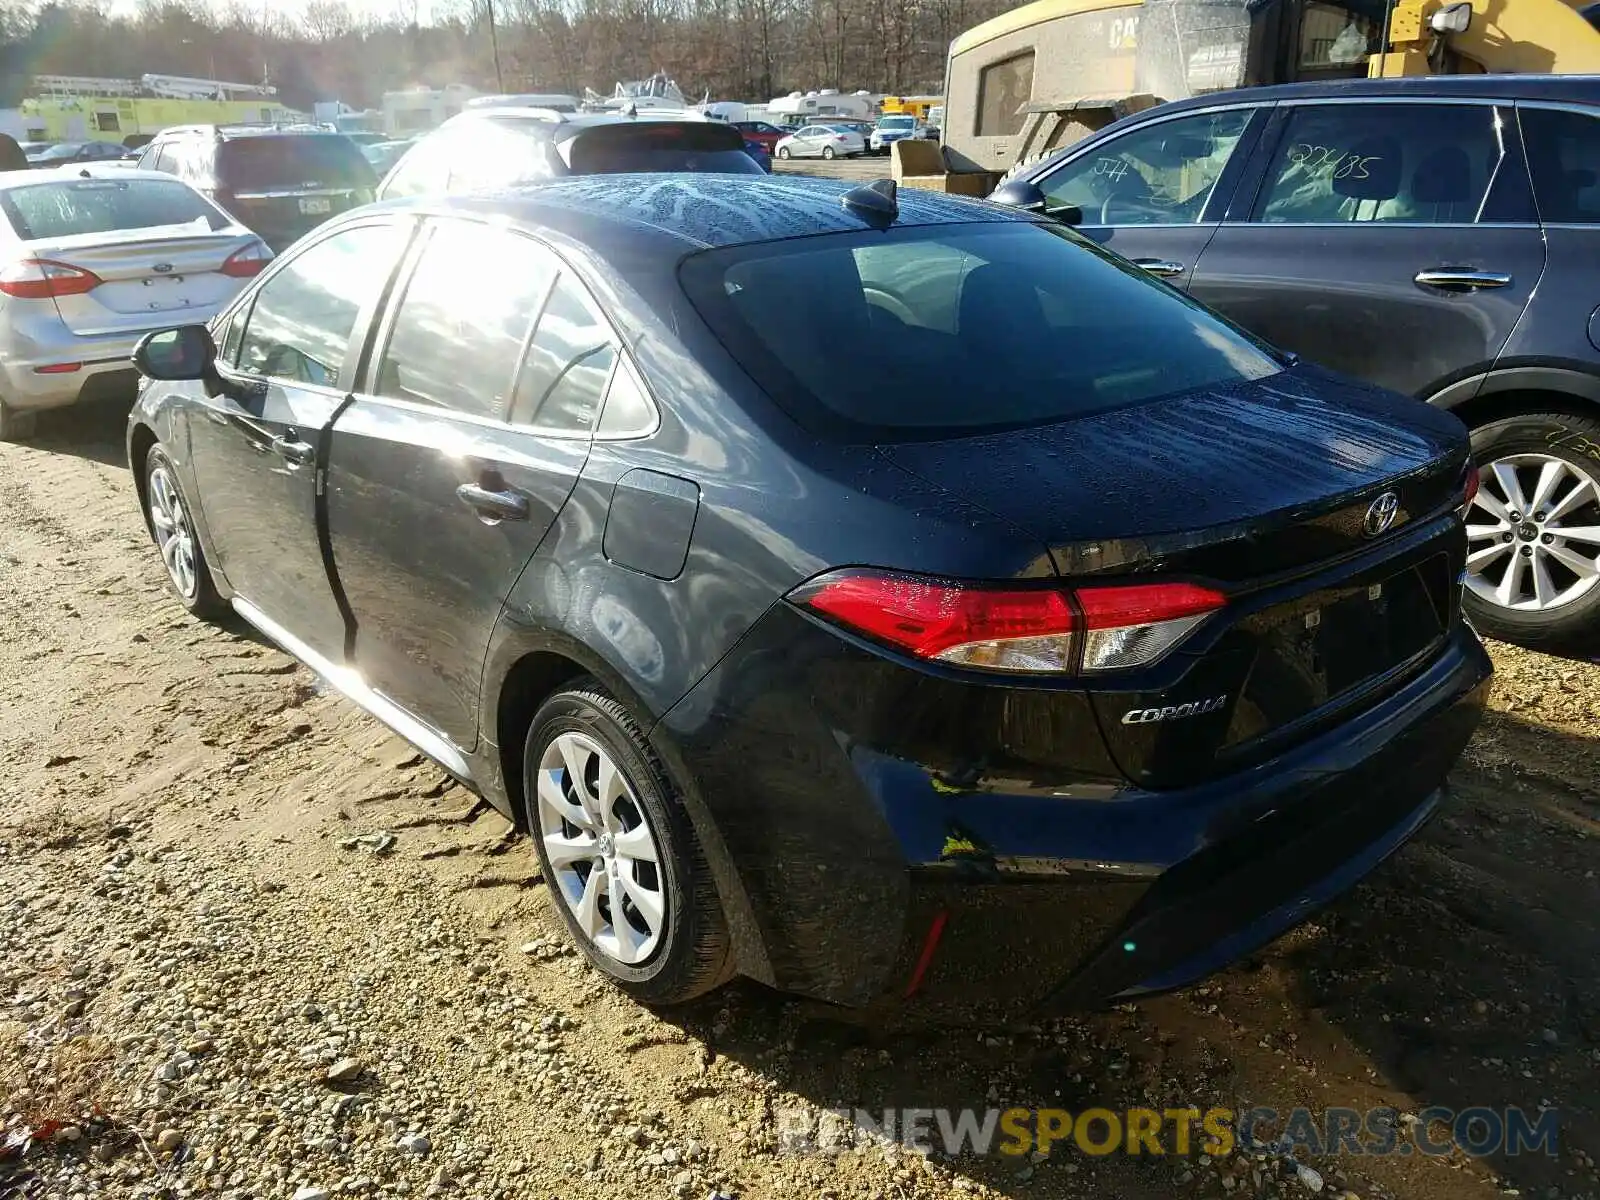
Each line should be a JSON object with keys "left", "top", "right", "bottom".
{"left": 789, "top": 569, "right": 1225, "bottom": 675}
{"left": 1457, "top": 461, "right": 1480, "bottom": 517}
{"left": 221, "top": 241, "right": 272, "bottom": 278}
{"left": 0, "top": 258, "right": 102, "bottom": 299}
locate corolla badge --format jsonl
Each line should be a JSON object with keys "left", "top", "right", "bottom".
{"left": 1363, "top": 491, "right": 1400, "bottom": 538}
{"left": 1121, "top": 694, "right": 1228, "bottom": 725}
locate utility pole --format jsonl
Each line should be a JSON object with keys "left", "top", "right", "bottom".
{"left": 486, "top": 0, "right": 504, "bottom": 91}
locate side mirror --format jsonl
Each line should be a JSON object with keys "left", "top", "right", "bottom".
{"left": 132, "top": 325, "right": 217, "bottom": 382}
{"left": 988, "top": 178, "right": 1083, "bottom": 226}
{"left": 1430, "top": 1, "right": 1472, "bottom": 34}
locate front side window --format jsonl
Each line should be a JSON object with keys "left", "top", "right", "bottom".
{"left": 1039, "top": 109, "right": 1253, "bottom": 225}
{"left": 375, "top": 221, "right": 558, "bottom": 419}
{"left": 236, "top": 222, "right": 408, "bottom": 388}
{"left": 1519, "top": 106, "right": 1600, "bottom": 224}
{"left": 681, "top": 220, "right": 1281, "bottom": 441}
{"left": 377, "top": 134, "right": 453, "bottom": 199}
{"left": 1256, "top": 103, "right": 1502, "bottom": 224}
{"left": 976, "top": 51, "right": 1034, "bottom": 138}
{"left": 511, "top": 274, "right": 617, "bottom": 433}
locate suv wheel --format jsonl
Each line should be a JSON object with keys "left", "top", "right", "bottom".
{"left": 145, "top": 445, "right": 226, "bottom": 619}
{"left": 1463, "top": 410, "right": 1600, "bottom": 648}
{"left": 525, "top": 681, "right": 732, "bottom": 1005}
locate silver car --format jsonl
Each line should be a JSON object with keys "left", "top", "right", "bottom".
{"left": 774, "top": 124, "right": 867, "bottom": 160}
{"left": 0, "top": 166, "right": 268, "bottom": 439}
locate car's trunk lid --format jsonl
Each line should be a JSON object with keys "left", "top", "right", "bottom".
{"left": 876, "top": 368, "right": 1472, "bottom": 788}
{"left": 29, "top": 226, "right": 254, "bottom": 337}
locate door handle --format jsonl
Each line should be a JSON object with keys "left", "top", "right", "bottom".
{"left": 1414, "top": 269, "right": 1512, "bottom": 291}
{"left": 1132, "top": 258, "right": 1186, "bottom": 278}
{"left": 456, "top": 482, "right": 530, "bottom": 522}
{"left": 270, "top": 434, "right": 314, "bottom": 466}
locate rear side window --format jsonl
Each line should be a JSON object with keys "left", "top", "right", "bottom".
{"left": 443, "top": 117, "right": 556, "bottom": 191}
{"left": 511, "top": 274, "right": 617, "bottom": 432}
{"left": 1255, "top": 104, "right": 1501, "bottom": 223}
{"left": 680, "top": 220, "right": 1281, "bottom": 441}
{"left": 375, "top": 221, "right": 558, "bottom": 419}
{"left": 218, "top": 136, "right": 375, "bottom": 190}
{"left": 0, "top": 178, "right": 229, "bottom": 240}
{"left": 563, "top": 123, "right": 763, "bottom": 175}
{"left": 1519, "top": 106, "right": 1600, "bottom": 224}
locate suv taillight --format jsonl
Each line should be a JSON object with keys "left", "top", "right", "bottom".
{"left": 221, "top": 241, "right": 272, "bottom": 278}
{"left": 0, "top": 258, "right": 102, "bottom": 299}
{"left": 789, "top": 569, "right": 1225, "bottom": 675}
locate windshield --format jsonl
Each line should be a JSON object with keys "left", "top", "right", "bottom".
{"left": 0, "top": 178, "right": 231, "bottom": 240}
{"left": 217, "top": 136, "right": 375, "bottom": 189}
{"left": 680, "top": 220, "right": 1282, "bottom": 441}
{"left": 879, "top": 116, "right": 916, "bottom": 130}
{"left": 565, "top": 123, "right": 763, "bottom": 175}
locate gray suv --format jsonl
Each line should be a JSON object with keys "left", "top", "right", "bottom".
{"left": 999, "top": 74, "right": 1600, "bottom": 650}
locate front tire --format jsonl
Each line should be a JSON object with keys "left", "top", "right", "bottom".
{"left": 1462, "top": 410, "right": 1600, "bottom": 650}
{"left": 145, "top": 444, "right": 226, "bottom": 620}
{"left": 777, "top": 146, "right": 790, "bottom": 160}
{"left": 525, "top": 681, "right": 732, "bottom": 1005}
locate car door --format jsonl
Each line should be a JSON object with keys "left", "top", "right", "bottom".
{"left": 1028, "top": 105, "right": 1268, "bottom": 289}
{"left": 186, "top": 219, "right": 414, "bottom": 662}
{"left": 1506, "top": 104, "right": 1600, "bottom": 373}
{"left": 798, "top": 126, "right": 823, "bottom": 156}
{"left": 326, "top": 218, "right": 615, "bottom": 749}
{"left": 1186, "top": 99, "right": 1548, "bottom": 398}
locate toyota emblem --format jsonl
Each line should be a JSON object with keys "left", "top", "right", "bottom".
{"left": 153, "top": 262, "right": 173, "bottom": 274}
{"left": 1363, "top": 491, "right": 1400, "bottom": 538}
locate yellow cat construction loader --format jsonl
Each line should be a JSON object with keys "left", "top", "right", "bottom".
{"left": 939, "top": 0, "right": 1600, "bottom": 175}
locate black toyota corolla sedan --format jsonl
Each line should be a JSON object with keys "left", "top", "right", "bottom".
{"left": 126, "top": 174, "right": 1492, "bottom": 1013}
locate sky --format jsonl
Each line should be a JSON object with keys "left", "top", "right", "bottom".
{"left": 103, "top": 0, "right": 443, "bottom": 23}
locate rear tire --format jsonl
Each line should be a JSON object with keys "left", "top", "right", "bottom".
{"left": 0, "top": 399, "right": 37, "bottom": 442}
{"left": 822, "top": 145, "right": 836, "bottom": 160}
{"left": 1462, "top": 410, "right": 1600, "bottom": 650}
{"left": 525, "top": 680, "right": 733, "bottom": 1005}
{"left": 144, "top": 444, "right": 226, "bottom": 621}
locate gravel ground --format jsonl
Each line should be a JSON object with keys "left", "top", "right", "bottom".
{"left": 2, "top": 400, "right": 1598, "bottom": 1200}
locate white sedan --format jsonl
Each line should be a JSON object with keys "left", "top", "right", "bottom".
{"left": 774, "top": 124, "right": 866, "bottom": 161}
{"left": 0, "top": 166, "right": 269, "bottom": 440}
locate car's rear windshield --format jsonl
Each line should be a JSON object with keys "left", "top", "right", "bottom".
{"left": 0, "top": 178, "right": 230, "bottom": 241}
{"left": 679, "top": 220, "right": 1284, "bottom": 441}
{"left": 564, "top": 123, "right": 763, "bottom": 175}
{"left": 218, "top": 136, "right": 375, "bottom": 189}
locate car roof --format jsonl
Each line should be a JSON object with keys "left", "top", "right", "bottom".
{"left": 382, "top": 173, "right": 1040, "bottom": 252}
{"left": 1152, "top": 73, "right": 1600, "bottom": 113}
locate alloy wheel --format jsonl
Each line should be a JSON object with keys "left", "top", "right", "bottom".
{"left": 1465, "top": 452, "right": 1600, "bottom": 612}
{"left": 536, "top": 731, "right": 666, "bottom": 965}
{"left": 148, "top": 464, "right": 198, "bottom": 599}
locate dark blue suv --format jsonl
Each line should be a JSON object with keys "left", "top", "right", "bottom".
{"left": 998, "top": 74, "right": 1600, "bottom": 650}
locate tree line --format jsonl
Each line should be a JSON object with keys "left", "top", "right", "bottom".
{"left": 0, "top": 0, "right": 1018, "bottom": 112}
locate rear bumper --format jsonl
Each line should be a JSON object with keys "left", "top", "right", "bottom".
{"left": 0, "top": 315, "right": 214, "bottom": 411}
{"left": 657, "top": 607, "right": 1491, "bottom": 1011}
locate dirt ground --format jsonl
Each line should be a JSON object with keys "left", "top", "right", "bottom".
{"left": 2, "top": 397, "right": 1598, "bottom": 1200}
